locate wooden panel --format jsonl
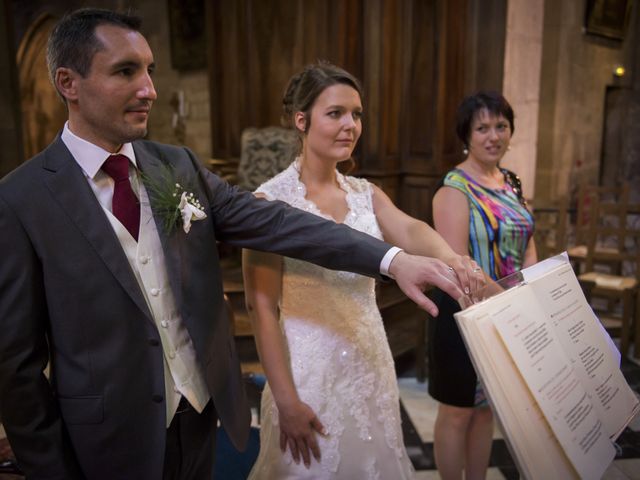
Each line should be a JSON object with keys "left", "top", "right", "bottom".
{"left": 434, "top": 0, "right": 468, "bottom": 172}
{"left": 464, "top": 0, "right": 507, "bottom": 93}
{"left": 361, "top": 0, "right": 439, "bottom": 175}
{"left": 207, "top": 0, "right": 362, "bottom": 159}
{"left": 360, "top": 0, "right": 382, "bottom": 170}
{"left": 404, "top": 1, "right": 438, "bottom": 172}
{"left": 401, "top": 174, "right": 441, "bottom": 223}
{"left": 206, "top": 0, "right": 494, "bottom": 210}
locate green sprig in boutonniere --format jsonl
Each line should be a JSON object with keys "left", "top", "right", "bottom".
{"left": 142, "top": 165, "right": 207, "bottom": 234}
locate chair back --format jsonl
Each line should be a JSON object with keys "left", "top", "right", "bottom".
{"left": 583, "top": 184, "right": 640, "bottom": 280}
{"left": 532, "top": 197, "right": 569, "bottom": 261}
{"left": 237, "top": 126, "right": 298, "bottom": 191}
{"left": 575, "top": 183, "right": 629, "bottom": 247}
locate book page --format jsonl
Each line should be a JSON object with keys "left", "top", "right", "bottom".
{"left": 521, "top": 254, "right": 620, "bottom": 365}
{"left": 490, "top": 285, "right": 615, "bottom": 479}
{"left": 527, "top": 263, "right": 640, "bottom": 439}
{"left": 457, "top": 308, "right": 578, "bottom": 479}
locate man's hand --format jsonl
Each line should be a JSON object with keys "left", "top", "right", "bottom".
{"left": 388, "top": 252, "right": 483, "bottom": 316}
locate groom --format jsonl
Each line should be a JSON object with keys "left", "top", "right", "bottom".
{"left": 0, "top": 8, "right": 469, "bottom": 480}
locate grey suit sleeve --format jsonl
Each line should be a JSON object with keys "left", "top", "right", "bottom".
{"left": 0, "top": 196, "right": 83, "bottom": 479}
{"left": 190, "top": 153, "right": 393, "bottom": 279}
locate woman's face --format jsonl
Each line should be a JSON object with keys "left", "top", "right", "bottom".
{"left": 297, "top": 83, "right": 362, "bottom": 163}
{"left": 467, "top": 109, "right": 511, "bottom": 166}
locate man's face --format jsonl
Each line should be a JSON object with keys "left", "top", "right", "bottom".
{"left": 65, "top": 24, "right": 157, "bottom": 152}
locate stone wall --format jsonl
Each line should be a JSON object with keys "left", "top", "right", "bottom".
{"left": 536, "top": 0, "right": 631, "bottom": 203}
{"left": 136, "top": 1, "right": 211, "bottom": 162}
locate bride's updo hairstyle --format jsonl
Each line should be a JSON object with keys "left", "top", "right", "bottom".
{"left": 282, "top": 61, "right": 363, "bottom": 153}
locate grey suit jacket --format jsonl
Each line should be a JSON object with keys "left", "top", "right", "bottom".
{"left": 0, "top": 136, "right": 392, "bottom": 479}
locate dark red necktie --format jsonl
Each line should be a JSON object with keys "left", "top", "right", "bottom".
{"left": 102, "top": 154, "right": 140, "bottom": 240}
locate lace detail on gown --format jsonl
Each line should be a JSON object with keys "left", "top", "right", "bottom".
{"left": 248, "top": 161, "right": 414, "bottom": 479}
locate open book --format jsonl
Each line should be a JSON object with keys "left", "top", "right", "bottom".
{"left": 455, "top": 253, "right": 640, "bottom": 480}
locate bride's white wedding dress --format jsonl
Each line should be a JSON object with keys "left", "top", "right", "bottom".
{"left": 248, "top": 161, "right": 414, "bottom": 479}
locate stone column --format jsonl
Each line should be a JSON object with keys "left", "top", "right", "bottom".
{"left": 501, "top": 0, "right": 544, "bottom": 202}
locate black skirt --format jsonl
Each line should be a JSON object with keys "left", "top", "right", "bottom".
{"left": 427, "top": 288, "right": 478, "bottom": 407}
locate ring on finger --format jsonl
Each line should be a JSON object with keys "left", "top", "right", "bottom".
{"left": 473, "top": 267, "right": 481, "bottom": 272}
{"left": 447, "top": 266, "right": 455, "bottom": 273}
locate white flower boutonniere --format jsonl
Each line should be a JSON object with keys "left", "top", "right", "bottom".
{"left": 142, "top": 167, "right": 207, "bottom": 234}
{"left": 178, "top": 190, "right": 207, "bottom": 233}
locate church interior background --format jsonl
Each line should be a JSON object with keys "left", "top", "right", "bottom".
{"left": 1, "top": 0, "right": 640, "bottom": 478}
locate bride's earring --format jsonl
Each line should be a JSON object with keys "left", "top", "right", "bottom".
{"left": 463, "top": 146, "right": 469, "bottom": 156}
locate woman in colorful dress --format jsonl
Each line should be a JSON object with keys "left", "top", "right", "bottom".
{"left": 428, "top": 91, "right": 537, "bottom": 480}
{"left": 243, "top": 62, "right": 483, "bottom": 479}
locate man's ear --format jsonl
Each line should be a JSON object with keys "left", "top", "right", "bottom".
{"left": 294, "top": 111, "right": 307, "bottom": 133}
{"left": 55, "top": 67, "right": 78, "bottom": 102}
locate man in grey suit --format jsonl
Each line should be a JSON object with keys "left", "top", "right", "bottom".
{"left": 0, "top": 8, "right": 477, "bottom": 480}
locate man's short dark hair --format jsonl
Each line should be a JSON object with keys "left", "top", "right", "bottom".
{"left": 46, "top": 8, "right": 142, "bottom": 99}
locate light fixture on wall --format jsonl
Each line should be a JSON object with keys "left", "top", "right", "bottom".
{"left": 613, "top": 65, "right": 626, "bottom": 77}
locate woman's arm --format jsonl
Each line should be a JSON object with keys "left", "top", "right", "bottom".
{"left": 372, "top": 184, "right": 481, "bottom": 295}
{"left": 431, "top": 186, "right": 471, "bottom": 255}
{"left": 242, "top": 248, "right": 325, "bottom": 468}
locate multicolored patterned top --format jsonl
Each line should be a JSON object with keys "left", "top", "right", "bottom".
{"left": 439, "top": 168, "right": 534, "bottom": 280}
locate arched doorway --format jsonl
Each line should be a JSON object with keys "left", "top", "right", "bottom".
{"left": 17, "top": 13, "right": 66, "bottom": 160}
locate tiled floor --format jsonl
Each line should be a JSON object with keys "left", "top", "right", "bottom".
{"left": 398, "top": 355, "right": 640, "bottom": 480}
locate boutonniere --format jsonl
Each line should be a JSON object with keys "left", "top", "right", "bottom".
{"left": 142, "top": 165, "right": 207, "bottom": 234}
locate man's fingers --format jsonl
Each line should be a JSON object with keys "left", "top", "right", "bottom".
{"left": 434, "top": 272, "right": 465, "bottom": 306}
{"left": 403, "top": 286, "right": 439, "bottom": 316}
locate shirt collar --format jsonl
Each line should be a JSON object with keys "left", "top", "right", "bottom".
{"left": 61, "top": 122, "right": 138, "bottom": 179}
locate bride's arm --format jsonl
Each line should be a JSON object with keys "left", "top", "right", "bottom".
{"left": 372, "top": 184, "right": 483, "bottom": 297}
{"left": 242, "top": 248, "right": 325, "bottom": 468}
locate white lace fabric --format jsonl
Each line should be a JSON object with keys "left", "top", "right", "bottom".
{"left": 248, "top": 161, "right": 414, "bottom": 479}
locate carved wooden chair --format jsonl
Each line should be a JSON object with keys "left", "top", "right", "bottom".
{"left": 236, "top": 126, "right": 298, "bottom": 191}
{"left": 532, "top": 197, "right": 569, "bottom": 261}
{"left": 577, "top": 190, "right": 640, "bottom": 357}
{"left": 206, "top": 126, "right": 298, "bottom": 191}
{"left": 568, "top": 183, "right": 630, "bottom": 274}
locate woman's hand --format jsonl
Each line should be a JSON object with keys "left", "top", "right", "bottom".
{"left": 443, "top": 254, "right": 486, "bottom": 303}
{"left": 278, "top": 400, "right": 326, "bottom": 468}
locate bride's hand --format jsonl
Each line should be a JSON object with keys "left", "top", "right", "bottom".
{"left": 443, "top": 253, "right": 485, "bottom": 302}
{"left": 278, "top": 400, "right": 326, "bottom": 468}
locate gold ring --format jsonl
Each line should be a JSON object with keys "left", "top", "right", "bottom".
{"left": 473, "top": 267, "right": 481, "bottom": 272}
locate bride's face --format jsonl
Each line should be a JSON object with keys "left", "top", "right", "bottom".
{"left": 297, "top": 84, "right": 362, "bottom": 163}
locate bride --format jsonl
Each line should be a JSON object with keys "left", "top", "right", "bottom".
{"left": 243, "top": 62, "right": 482, "bottom": 479}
